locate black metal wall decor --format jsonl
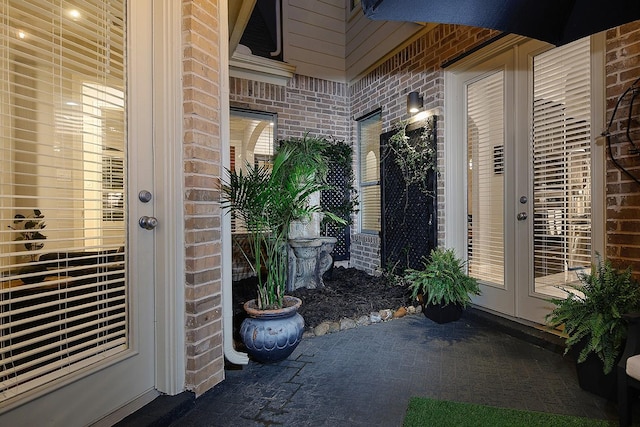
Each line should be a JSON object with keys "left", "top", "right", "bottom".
{"left": 320, "top": 141, "right": 357, "bottom": 261}
{"left": 321, "top": 162, "right": 351, "bottom": 261}
{"left": 380, "top": 116, "right": 438, "bottom": 273}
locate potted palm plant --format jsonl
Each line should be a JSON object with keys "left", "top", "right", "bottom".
{"left": 222, "top": 137, "right": 344, "bottom": 363}
{"left": 404, "top": 247, "right": 480, "bottom": 323}
{"left": 545, "top": 255, "right": 640, "bottom": 401}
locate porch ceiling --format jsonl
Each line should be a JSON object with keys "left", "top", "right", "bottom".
{"left": 228, "top": 0, "right": 257, "bottom": 55}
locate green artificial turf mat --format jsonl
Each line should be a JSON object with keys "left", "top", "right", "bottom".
{"left": 403, "top": 397, "right": 615, "bottom": 427}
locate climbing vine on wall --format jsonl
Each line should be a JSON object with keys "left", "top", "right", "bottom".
{"left": 320, "top": 137, "right": 358, "bottom": 261}
{"left": 320, "top": 137, "right": 359, "bottom": 229}
{"left": 386, "top": 117, "right": 437, "bottom": 197}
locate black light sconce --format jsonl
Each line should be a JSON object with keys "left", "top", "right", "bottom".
{"left": 407, "top": 91, "right": 423, "bottom": 114}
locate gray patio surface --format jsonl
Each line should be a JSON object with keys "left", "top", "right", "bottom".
{"left": 116, "top": 309, "right": 619, "bottom": 426}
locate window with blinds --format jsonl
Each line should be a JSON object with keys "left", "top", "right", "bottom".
{"left": 358, "top": 111, "right": 381, "bottom": 233}
{"left": 0, "top": 0, "right": 127, "bottom": 400}
{"left": 532, "top": 38, "right": 591, "bottom": 281}
{"left": 229, "top": 109, "right": 276, "bottom": 281}
{"left": 467, "top": 71, "right": 505, "bottom": 286}
{"left": 229, "top": 108, "right": 276, "bottom": 235}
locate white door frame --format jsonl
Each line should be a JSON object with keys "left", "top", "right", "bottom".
{"left": 444, "top": 34, "right": 606, "bottom": 324}
{"left": 150, "top": 0, "right": 187, "bottom": 396}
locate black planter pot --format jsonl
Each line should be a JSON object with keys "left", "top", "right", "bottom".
{"left": 570, "top": 339, "right": 620, "bottom": 402}
{"left": 423, "top": 302, "right": 463, "bottom": 324}
{"left": 575, "top": 352, "right": 618, "bottom": 402}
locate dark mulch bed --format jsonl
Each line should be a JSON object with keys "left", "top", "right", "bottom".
{"left": 232, "top": 266, "right": 414, "bottom": 333}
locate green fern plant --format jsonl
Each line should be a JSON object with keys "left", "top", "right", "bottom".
{"left": 545, "top": 255, "right": 640, "bottom": 374}
{"left": 404, "top": 247, "right": 480, "bottom": 308}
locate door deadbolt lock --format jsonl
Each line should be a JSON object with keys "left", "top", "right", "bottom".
{"left": 516, "top": 212, "right": 528, "bottom": 221}
{"left": 138, "top": 190, "right": 152, "bottom": 203}
{"left": 139, "top": 216, "right": 158, "bottom": 230}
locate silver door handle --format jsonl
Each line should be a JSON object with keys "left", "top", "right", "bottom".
{"left": 139, "top": 216, "right": 158, "bottom": 230}
{"left": 517, "top": 212, "right": 528, "bottom": 221}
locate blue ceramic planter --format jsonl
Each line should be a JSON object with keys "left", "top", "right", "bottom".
{"left": 240, "top": 296, "right": 305, "bottom": 363}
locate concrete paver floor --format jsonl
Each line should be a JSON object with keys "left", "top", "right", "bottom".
{"left": 118, "top": 310, "right": 618, "bottom": 426}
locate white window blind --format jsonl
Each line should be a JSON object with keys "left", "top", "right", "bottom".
{"left": 467, "top": 71, "right": 505, "bottom": 286}
{"left": 0, "top": 0, "right": 127, "bottom": 400}
{"left": 358, "top": 111, "right": 381, "bottom": 233}
{"left": 229, "top": 109, "right": 276, "bottom": 235}
{"left": 229, "top": 109, "right": 276, "bottom": 281}
{"left": 532, "top": 38, "right": 591, "bottom": 277}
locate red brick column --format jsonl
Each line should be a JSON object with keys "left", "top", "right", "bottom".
{"left": 605, "top": 22, "right": 640, "bottom": 278}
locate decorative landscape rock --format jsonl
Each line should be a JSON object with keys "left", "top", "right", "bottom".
{"left": 328, "top": 322, "right": 340, "bottom": 333}
{"left": 340, "top": 318, "right": 357, "bottom": 330}
{"left": 370, "top": 312, "right": 382, "bottom": 323}
{"left": 356, "top": 315, "right": 370, "bottom": 327}
{"left": 314, "top": 322, "right": 331, "bottom": 336}
{"left": 300, "top": 303, "right": 422, "bottom": 337}
{"left": 393, "top": 307, "right": 407, "bottom": 318}
{"left": 379, "top": 309, "right": 393, "bottom": 321}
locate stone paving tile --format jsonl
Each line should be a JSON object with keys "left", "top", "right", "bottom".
{"left": 168, "top": 313, "right": 618, "bottom": 426}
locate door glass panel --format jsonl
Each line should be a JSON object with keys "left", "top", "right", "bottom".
{"left": 0, "top": 0, "right": 127, "bottom": 400}
{"left": 467, "top": 71, "right": 505, "bottom": 287}
{"left": 532, "top": 38, "right": 591, "bottom": 297}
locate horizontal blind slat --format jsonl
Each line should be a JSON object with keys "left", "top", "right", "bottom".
{"left": 1, "top": 0, "right": 128, "bottom": 400}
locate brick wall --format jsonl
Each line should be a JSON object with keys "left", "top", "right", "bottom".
{"left": 350, "top": 233, "right": 381, "bottom": 275}
{"left": 182, "top": 0, "right": 225, "bottom": 396}
{"left": 604, "top": 22, "right": 640, "bottom": 278}
{"left": 230, "top": 75, "right": 350, "bottom": 140}
{"left": 349, "top": 25, "right": 500, "bottom": 272}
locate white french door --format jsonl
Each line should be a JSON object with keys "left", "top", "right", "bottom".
{"left": 463, "top": 50, "right": 516, "bottom": 316}
{"left": 446, "top": 35, "right": 604, "bottom": 324}
{"left": 0, "top": 1, "right": 157, "bottom": 425}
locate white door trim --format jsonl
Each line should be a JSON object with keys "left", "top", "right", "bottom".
{"left": 152, "top": 0, "right": 187, "bottom": 394}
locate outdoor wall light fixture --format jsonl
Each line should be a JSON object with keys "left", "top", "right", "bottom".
{"left": 407, "top": 91, "right": 423, "bottom": 114}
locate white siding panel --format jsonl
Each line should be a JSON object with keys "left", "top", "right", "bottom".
{"left": 283, "top": 0, "right": 346, "bottom": 82}
{"left": 288, "top": 2, "right": 345, "bottom": 32}
{"left": 289, "top": 31, "right": 343, "bottom": 58}
{"left": 346, "top": 7, "right": 423, "bottom": 81}
{"left": 289, "top": 0, "right": 344, "bottom": 18}
{"left": 288, "top": 19, "right": 344, "bottom": 46}
{"left": 288, "top": 46, "right": 345, "bottom": 81}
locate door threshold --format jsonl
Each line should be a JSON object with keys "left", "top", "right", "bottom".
{"left": 92, "top": 389, "right": 160, "bottom": 427}
{"left": 466, "top": 306, "right": 567, "bottom": 355}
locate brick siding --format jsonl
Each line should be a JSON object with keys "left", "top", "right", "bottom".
{"left": 604, "top": 22, "right": 640, "bottom": 278}
{"left": 230, "top": 74, "right": 350, "bottom": 141}
{"left": 350, "top": 233, "right": 382, "bottom": 275}
{"left": 182, "top": 0, "right": 225, "bottom": 396}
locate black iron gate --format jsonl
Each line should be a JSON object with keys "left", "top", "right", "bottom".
{"left": 380, "top": 118, "right": 438, "bottom": 273}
